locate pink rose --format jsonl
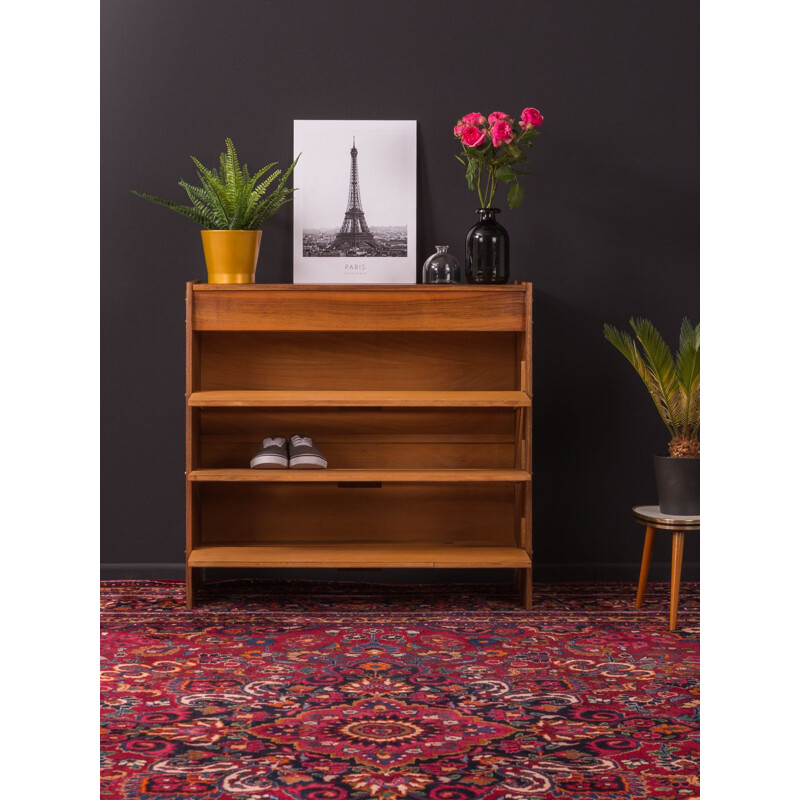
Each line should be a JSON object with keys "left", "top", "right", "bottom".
{"left": 461, "top": 112, "right": 486, "bottom": 127}
{"left": 461, "top": 125, "right": 487, "bottom": 148}
{"left": 490, "top": 119, "right": 514, "bottom": 147}
{"left": 453, "top": 123, "right": 465, "bottom": 138}
{"left": 488, "top": 111, "right": 511, "bottom": 125}
{"left": 520, "top": 107, "right": 544, "bottom": 129}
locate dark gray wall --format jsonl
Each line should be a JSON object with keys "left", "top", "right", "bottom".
{"left": 101, "top": 0, "right": 699, "bottom": 580}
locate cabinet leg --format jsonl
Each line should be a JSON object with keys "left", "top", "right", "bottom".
{"left": 522, "top": 567, "right": 532, "bottom": 610}
{"left": 670, "top": 531, "right": 685, "bottom": 631}
{"left": 186, "top": 566, "right": 202, "bottom": 610}
{"left": 636, "top": 526, "right": 656, "bottom": 608}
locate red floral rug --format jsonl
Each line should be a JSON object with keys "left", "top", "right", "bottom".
{"left": 101, "top": 581, "right": 699, "bottom": 799}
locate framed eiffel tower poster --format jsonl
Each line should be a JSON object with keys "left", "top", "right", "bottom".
{"left": 293, "top": 120, "right": 417, "bottom": 284}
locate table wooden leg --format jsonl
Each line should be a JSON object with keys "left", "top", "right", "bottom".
{"left": 670, "top": 531, "right": 685, "bottom": 630}
{"left": 636, "top": 526, "right": 656, "bottom": 608}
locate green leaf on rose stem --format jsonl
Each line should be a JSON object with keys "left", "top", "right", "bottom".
{"left": 466, "top": 160, "right": 477, "bottom": 190}
{"left": 496, "top": 165, "right": 516, "bottom": 183}
{"left": 508, "top": 182, "right": 525, "bottom": 209}
{"left": 505, "top": 143, "right": 522, "bottom": 159}
{"left": 455, "top": 155, "right": 467, "bottom": 166}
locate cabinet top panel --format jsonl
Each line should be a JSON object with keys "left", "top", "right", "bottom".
{"left": 190, "top": 283, "right": 531, "bottom": 332}
{"left": 192, "top": 283, "right": 529, "bottom": 291}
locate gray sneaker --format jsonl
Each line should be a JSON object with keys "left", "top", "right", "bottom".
{"left": 250, "top": 435, "right": 289, "bottom": 469}
{"left": 288, "top": 434, "right": 328, "bottom": 469}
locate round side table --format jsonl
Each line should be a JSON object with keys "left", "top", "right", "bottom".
{"left": 633, "top": 505, "right": 699, "bottom": 630}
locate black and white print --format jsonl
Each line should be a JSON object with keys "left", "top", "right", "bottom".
{"left": 293, "top": 120, "right": 417, "bottom": 283}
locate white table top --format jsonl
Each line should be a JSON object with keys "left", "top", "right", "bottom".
{"left": 633, "top": 505, "right": 700, "bottom": 528}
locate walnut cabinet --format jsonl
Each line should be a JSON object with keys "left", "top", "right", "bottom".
{"left": 185, "top": 283, "right": 533, "bottom": 608}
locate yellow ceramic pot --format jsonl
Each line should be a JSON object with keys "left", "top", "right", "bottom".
{"left": 200, "top": 230, "right": 262, "bottom": 284}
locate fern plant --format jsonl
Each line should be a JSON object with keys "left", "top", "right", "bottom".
{"left": 133, "top": 138, "right": 299, "bottom": 230}
{"left": 603, "top": 317, "right": 700, "bottom": 458}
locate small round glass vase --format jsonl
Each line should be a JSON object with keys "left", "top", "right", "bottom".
{"left": 422, "top": 245, "right": 461, "bottom": 284}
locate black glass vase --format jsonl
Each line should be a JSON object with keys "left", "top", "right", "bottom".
{"left": 465, "top": 208, "right": 509, "bottom": 284}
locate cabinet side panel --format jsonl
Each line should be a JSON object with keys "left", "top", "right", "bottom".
{"left": 186, "top": 282, "right": 200, "bottom": 558}
{"left": 524, "top": 284, "right": 532, "bottom": 554}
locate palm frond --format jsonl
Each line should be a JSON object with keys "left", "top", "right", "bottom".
{"left": 604, "top": 316, "right": 700, "bottom": 453}
{"left": 604, "top": 323, "right": 672, "bottom": 432}
{"left": 630, "top": 318, "right": 684, "bottom": 431}
{"left": 603, "top": 324, "right": 650, "bottom": 384}
{"left": 675, "top": 318, "right": 700, "bottom": 432}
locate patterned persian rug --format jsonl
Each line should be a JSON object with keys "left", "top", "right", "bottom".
{"left": 101, "top": 580, "right": 699, "bottom": 799}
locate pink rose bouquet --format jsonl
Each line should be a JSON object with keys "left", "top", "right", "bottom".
{"left": 453, "top": 106, "right": 544, "bottom": 209}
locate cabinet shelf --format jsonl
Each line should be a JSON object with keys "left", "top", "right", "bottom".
{"left": 189, "top": 468, "right": 531, "bottom": 483}
{"left": 188, "top": 544, "right": 531, "bottom": 569}
{"left": 188, "top": 390, "right": 531, "bottom": 408}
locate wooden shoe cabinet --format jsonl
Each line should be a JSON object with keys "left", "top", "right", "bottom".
{"left": 185, "top": 283, "right": 533, "bottom": 608}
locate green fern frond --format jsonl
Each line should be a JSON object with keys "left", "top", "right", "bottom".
{"left": 133, "top": 140, "right": 300, "bottom": 230}
{"left": 191, "top": 156, "right": 235, "bottom": 219}
{"left": 178, "top": 181, "right": 225, "bottom": 228}
{"left": 223, "top": 139, "right": 246, "bottom": 227}
{"left": 130, "top": 191, "right": 208, "bottom": 226}
{"left": 273, "top": 153, "right": 300, "bottom": 195}
{"left": 250, "top": 187, "right": 297, "bottom": 229}
{"left": 252, "top": 169, "right": 282, "bottom": 198}
{"left": 246, "top": 162, "right": 279, "bottom": 190}
{"left": 245, "top": 169, "right": 282, "bottom": 219}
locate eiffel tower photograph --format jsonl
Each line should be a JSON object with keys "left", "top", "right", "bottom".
{"left": 324, "top": 137, "right": 380, "bottom": 255}
{"left": 294, "top": 122, "right": 413, "bottom": 270}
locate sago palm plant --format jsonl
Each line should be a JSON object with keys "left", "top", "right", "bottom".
{"left": 132, "top": 138, "right": 299, "bottom": 229}
{"left": 603, "top": 317, "right": 700, "bottom": 458}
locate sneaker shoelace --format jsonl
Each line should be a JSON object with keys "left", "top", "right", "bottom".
{"left": 262, "top": 436, "right": 286, "bottom": 448}
{"left": 290, "top": 435, "right": 313, "bottom": 448}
